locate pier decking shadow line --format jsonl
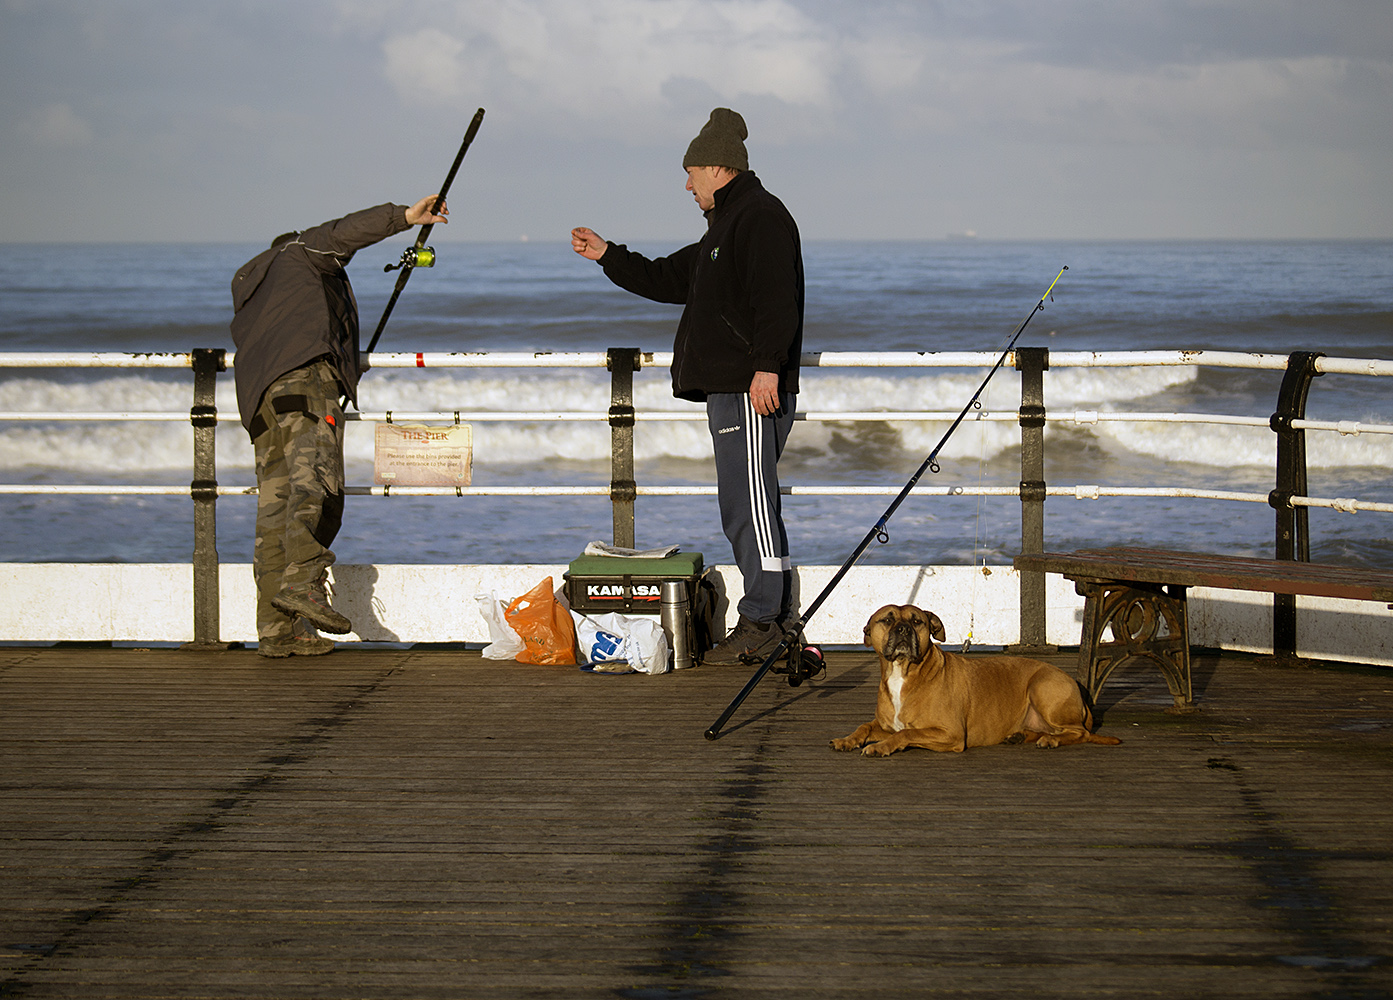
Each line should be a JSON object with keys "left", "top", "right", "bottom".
{"left": 2, "top": 647, "right": 1391, "bottom": 999}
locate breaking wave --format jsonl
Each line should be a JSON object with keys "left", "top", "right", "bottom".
{"left": 1, "top": 365, "right": 1391, "bottom": 475}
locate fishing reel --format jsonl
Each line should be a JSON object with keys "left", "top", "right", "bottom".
{"left": 761, "top": 626, "right": 826, "bottom": 687}
{"left": 384, "top": 245, "right": 436, "bottom": 273}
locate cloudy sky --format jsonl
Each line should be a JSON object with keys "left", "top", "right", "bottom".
{"left": 2, "top": 0, "right": 1389, "bottom": 242}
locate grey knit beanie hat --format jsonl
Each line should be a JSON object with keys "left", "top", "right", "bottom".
{"left": 683, "top": 108, "right": 748, "bottom": 171}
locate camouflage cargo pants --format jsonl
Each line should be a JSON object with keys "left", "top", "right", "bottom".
{"left": 252, "top": 359, "right": 346, "bottom": 641}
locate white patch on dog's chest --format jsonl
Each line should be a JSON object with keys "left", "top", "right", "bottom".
{"left": 886, "top": 660, "right": 908, "bottom": 731}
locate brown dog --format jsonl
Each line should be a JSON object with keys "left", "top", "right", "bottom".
{"left": 831, "top": 604, "right": 1122, "bottom": 756}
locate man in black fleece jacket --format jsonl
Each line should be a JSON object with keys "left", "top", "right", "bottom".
{"left": 571, "top": 107, "right": 804, "bottom": 665}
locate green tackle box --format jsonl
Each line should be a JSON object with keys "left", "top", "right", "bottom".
{"left": 563, "top": 552, "right": 705, "bottom": 613}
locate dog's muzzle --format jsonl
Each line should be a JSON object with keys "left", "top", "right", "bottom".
{"left": 881, "top": 618, "right": 921, "bottom": 661}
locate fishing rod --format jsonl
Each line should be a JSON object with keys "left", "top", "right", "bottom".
{"left": 364, "top": 107, "right": 486, "bottom": 355}
{"left": 704, "top": 265, "right": 1069, "bottom": 741}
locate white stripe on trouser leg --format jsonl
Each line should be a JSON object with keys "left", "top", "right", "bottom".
{"left": 743, "top": 394, "right": 781, "bottom": 572}
{"left": 743, "top": 394, "right": 771, "bottom": 560}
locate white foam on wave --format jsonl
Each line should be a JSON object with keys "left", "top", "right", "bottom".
{"left": 1, "top": 366, "right": 1390, "bottom": 474}
{"left": 800, "top": 365, "right": 1211, "bottom": 463}
{"left": 0, "top": 375, "right": 200, "bottom": 475}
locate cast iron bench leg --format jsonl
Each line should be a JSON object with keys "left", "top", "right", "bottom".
{"left": 1076, "top": 579, "right": 1195, "bottom": 713}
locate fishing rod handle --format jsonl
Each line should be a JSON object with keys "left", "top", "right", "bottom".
{"left": 366, "top": 109, "right": 486, "bottom": 356}
{"left": 704, "top": 634, "right": 794, "bottom": 739}
{"left": 435, "top": 108, "right": 485, "bottom": 208}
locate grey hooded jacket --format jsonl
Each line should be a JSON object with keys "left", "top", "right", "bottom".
{"left": 230, "top": 203, "right": 410, "bottom": 434}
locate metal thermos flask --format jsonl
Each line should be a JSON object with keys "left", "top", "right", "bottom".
{"left": 660, "top": 579, "right": 693, "bottom": 671}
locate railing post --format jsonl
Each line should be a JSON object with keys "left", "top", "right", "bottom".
{"left": 1268, "top": 350, "right": 1323, "bottom": 658}
{"left": 1011, "top": 346, "right": 1054, "bottom": 653}
{"left": 607, "top": 348, "right": 641, "bottom": 549}
{"left": 184, "top": 347, "right": 227, "bottom": 650}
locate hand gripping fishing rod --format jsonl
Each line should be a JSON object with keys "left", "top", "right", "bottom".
{"left": 364, "top": 107, "right": 486, "bottom": 355}
{"left": 704, "top": 265, "right": 1069, "bottom": 741}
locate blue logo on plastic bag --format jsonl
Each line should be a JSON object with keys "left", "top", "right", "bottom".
{"left": 590, "top": 630, "right": 625, "bottom": 661}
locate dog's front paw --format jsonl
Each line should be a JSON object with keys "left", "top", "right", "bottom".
{"left": 831, "top": 724, "right": 874, "bottom": 752}
{"left": 861, "top": 741, "right": 895, "bottom": 758}
{"left": 1035, "top": 734, "right": 1061, "bottom": 749}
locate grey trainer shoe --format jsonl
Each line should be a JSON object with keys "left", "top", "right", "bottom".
{"left": 703, "top": 614, "right": 785, "bottom": 666}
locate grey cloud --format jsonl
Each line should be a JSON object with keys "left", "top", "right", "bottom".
{"left": 817, "top": 0, "right": 1393, "bottom": 67}
{"left": 0, "top": 0, "right": 1388, "bottom": 241}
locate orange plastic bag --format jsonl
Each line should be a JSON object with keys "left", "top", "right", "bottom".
{"left": 503, "top": 576, "right": 577, "bottom": 665}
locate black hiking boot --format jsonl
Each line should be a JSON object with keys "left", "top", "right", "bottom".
{"left": 271, "top": 578, "right": 352, "bottom": 635}
{"left": 258, "top": 622, "right": 337, "bottom": 658}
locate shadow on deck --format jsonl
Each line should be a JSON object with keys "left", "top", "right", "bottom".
{"left": 2, "top": 646, "right": 1390, "bottom": 999}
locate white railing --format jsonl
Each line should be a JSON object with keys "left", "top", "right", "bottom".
{"left": 0, "top": 347, "right": 1388, "bottom": 645}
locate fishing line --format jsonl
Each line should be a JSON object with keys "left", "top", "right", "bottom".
{"left": 704, "top": 265, "right": 1068, "bottom": 741}
{"left": 364, "top": 108, "right": 486, "bottom": 357}
{"left": 964, "top": 300, "right": 1028, "bottom": 652}
{"left": 962, "top": 377, "right": 993, "bottom": 654}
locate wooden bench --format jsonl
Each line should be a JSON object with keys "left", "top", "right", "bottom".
{"left": 1012, "top": 547, "right": 1393, "bottom": 712}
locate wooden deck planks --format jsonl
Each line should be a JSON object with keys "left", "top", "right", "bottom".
{"left": 1, "top": 646, "right": 1391, "bottom": 998}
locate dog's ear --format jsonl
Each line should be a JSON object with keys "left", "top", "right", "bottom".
{"left": 926, "top": 611, "right": 946, "bottom": 642}
{"left": 864, "top": 605, "right": 894, "bottom": 647}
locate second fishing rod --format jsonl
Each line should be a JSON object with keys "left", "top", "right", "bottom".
{"left": 704, "top": 265, "right": 1069, "bottom": 741}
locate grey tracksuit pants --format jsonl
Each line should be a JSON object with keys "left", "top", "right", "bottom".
{"left": 706, "top": 391, "right": 795, "bottom": 623}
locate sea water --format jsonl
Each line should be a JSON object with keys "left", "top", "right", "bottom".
{"left": 0, "top": 239, "right": 1390, "bottom": 568}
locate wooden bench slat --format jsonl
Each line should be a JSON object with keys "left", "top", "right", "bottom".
{"left": 1014, "top": 547, "right": 1393, "bottom": 603}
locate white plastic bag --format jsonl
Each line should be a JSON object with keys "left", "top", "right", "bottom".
{"left": 573, "top": 612, "right": 670, "bottom": 675}
{"left": 475, "top": 592, "right": 526, "bottom": 660}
